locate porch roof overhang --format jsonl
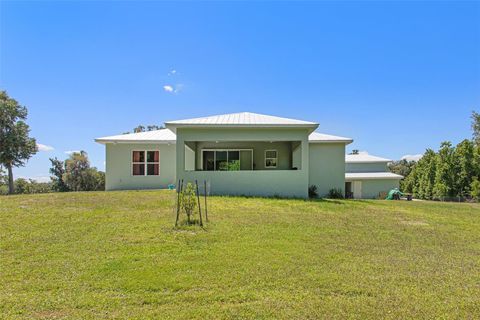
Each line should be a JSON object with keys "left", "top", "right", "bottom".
{"left": 345, "top": 172, "right": 404, "bottom": 181}
{"left": 94, "top": 129, "right": 353, "bottom": 145}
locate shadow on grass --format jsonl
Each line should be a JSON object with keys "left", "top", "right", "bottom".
{"left": 174, "top": 219, "right": 208, "bottom": 231}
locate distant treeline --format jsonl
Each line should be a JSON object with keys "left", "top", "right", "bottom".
{"left": 389, "top": 111, "right": 480, "bottom": 201}
{"left": 0, "top": 151, "right": 104, "bottom": 195}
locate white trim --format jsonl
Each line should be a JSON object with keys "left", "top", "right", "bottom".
{"left": 264, "top": 149, "right": 278, "bottom": 169}
{"left": 131, "top": 150, "right": 160, "bottom": 176}
{"left": 345, "top": 172, "right": 403, "bottom": 180}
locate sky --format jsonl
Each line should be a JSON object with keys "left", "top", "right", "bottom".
{"left": 1, "top": 1, "right": 479, "bottom": 181}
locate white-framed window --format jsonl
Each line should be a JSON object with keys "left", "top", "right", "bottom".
{"left": 265, "top": 150, "right": 277, "bottom": 168}
{"left": 132, "top": 150, "right": 159, "bottom": 176}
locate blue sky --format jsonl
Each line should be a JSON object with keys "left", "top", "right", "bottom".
{"left": 1, "top": 1, "right": 479, "bottom": 181}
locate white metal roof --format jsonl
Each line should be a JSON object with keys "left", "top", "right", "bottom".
{"left": 165, "top": 112, "right": 318, "bottom": 128}
{"left": 95, "top": 128, "right": 176, "bottom": 144}
{"left": 345, "top": 172, "right": 403, "bottom": 180}
{"left": 95, "top": 128, "right": 352, "bottom": 144}
{"left": 345, "top": 153, "right": 392, "bottom": 163}
{"left": 309, "top": 132, "right": 353, "bottom": 144}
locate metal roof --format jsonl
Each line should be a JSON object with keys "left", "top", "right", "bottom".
{"left": 345, "top": 172, "right": 403, "bottom": 180}
{"left": 345, "top": 153, "right": 392, "bottom": 163}
{"left": 95, "top": 129, "right": 352, "bottom": 144}
{"left": 309, "top": 132, "right": 353, "bottom": 144}
{"left": 95, "top": 128, "right": 176, "bottom": 144}
{"left": 165, "top": 112, "right": 318, "bottom": 128}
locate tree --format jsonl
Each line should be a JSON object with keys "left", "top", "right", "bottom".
{"left": 63, "top": 151, "right": 91, "bottom": 191}
{"left": 133, "top": 125, "right": 145, "bottom": 133}
{"left": 389, "top": 159, "right": 416, "bottom": 192}
{"left": 472, "top": 111, "right": 480, "bottom": 146}
{"left": 433, "top": 142, "right": 458, "bottom": 199}
{"left": 125, "top": 124, "right": 164, "bottom": 134}
{"left": 0, "top": 91, "right": 37, "bottom": 194}
{"left": 49, "top": 157, "right": 70, "bottom": 192}
{"left": 416, "top": 149, "right": 437, "bottom": 199}
{"left": 454, "top": 139, "right": 475, "bottom": 196}
{"left": 471, "top": 178, "right": 480, "bottom": 201}
{"left": 180, "top": 182, "right": 197, "bottom": 224}
{"left": 58, "top": 151, "right": 105, "bottom": 192}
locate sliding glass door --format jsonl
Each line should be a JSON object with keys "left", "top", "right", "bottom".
{"left": 202, "top": 149, "right": 253, "bottom": 171}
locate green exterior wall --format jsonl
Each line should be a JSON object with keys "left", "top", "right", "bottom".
{"left": 346, "top": 162, "right": 388, "bottom": 172}
{"left": 175, "top": 127, "right": 310, "bottom": 198}
{"left": 308, "top": 143, "right": 346, "bottom": 197}
{"left": 105, "top": 143, "right": 176, "bottom": 190}
{"left": 350, "top": 179, "right": 400, "bottom": 199}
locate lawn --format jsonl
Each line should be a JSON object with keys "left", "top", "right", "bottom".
{"left": 1, "top": 190, "right": 479, "bottom": 319}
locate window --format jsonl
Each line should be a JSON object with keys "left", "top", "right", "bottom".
{"left": 132, "top": 151, "right": 159, "bottom": 176}
{"left": 265, "top": 150, "right": 277, "bottom": 168}
{"left": 202, "top": 149, "right": 252, "bottom": 171}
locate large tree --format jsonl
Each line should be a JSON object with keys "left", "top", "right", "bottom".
{"left": 0, "top": 91, "right": 37, "bottom": 194}
{"left": 55, "top": 151, "right": 105, "bottom": 192}
{"left": 49, "top": 157, "right": 70, "bottom": 192}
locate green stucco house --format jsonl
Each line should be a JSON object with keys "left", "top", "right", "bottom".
{"left": 95, "top": 112, "right": 402, "bottom": 199}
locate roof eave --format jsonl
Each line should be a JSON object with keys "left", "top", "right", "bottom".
{"left": 345, "top": 160, "right": 392, "bottom": 164}
{"left": 310, "top": 139, "right": 353, "bottom": 145}
{"left": 345, "top": 174, "right": 404, "bottom": 181}
{"left": 94, "top": 139, "right": 176, "bottom": 145}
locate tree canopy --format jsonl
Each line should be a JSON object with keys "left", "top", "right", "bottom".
{"left": 49, "top": 151, "right": 105, "bottom": 192}
{"left": 400, "top": 111, "right": 480, "bottom": 201}
{"left": 0, "top": 91, "right": 37, "bottom": 194}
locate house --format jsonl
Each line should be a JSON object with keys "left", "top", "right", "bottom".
{"left": 95, "top": 112, "right": 402, "bottom": 198}
{"left": 345, "top": 153, "right": 403, "bottom": 199}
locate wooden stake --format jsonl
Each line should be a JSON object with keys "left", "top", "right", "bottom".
{"left": 204, "top": 180, "right": 208, "bottom": 222}
{"left": 196, "top": 180, "right": 203, "bottom": 226}
{"left": 175, "top": 179, "right": 181, "bottom": 227}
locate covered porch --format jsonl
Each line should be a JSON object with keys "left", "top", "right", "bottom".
{"left": 184, "top": 140, "right": 303, "bottom": 171}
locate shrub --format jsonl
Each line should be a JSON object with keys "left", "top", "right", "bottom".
{"left": 327, "top": 188, "right": 344, "bottom": 199}
{"left": 308, "top": 185, "right": 318, "bottom": 198}
{"left": 13, "top": 178, "right": 53, "bottom": 194}
{"left": 180, "top": 182, "right": 197, "bottom": 223}
{"left": 471, "top": 178, "right": 480, "bottom": 201}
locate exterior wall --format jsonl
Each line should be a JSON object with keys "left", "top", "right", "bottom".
{"left": 309, "top": 143, "right": 346, "bottom": 197}
{"left": 181, "top": 170, "right": 306, "bottom": 197}
{"left": 105, "top": 143, "right": 176, "bottom": 190}
{"left": 346, "top": 162, "right": 388, "bottom": 173}
{"left": 193, "top": 141, "right": 294, "bottom": 170}
{"left": 175, "top": 127, "right": 310, "bottom": 198}
{"left": 348, "top": 179, "right": 400, "bottom": 199}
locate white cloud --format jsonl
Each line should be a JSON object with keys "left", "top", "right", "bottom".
{"left": 163, "top": 85, "right": 174, "bottom": 92}
{"left": 401, "top": 154, "right": 423, "bottom": 162}
{"left": 65, "top": 150, "right": 80, "bottom": 155}
{"left": 168, "top": 69, "right": 177, "bottom": 76}
{"left": 37, "top": 143, "right": 54, "bottom": 152}
{"left": 163, "top": 84, "right": 184, "bottom": 94}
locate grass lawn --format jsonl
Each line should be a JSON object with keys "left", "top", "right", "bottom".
{"left": 1, "top": 190, "right": 479, "bottom": 319}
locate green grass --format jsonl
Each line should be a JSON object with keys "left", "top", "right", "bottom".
{"left": 1, "top": 190, "right": 479, "bottom": 319}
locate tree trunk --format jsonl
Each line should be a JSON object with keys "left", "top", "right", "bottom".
{"left": 7, "top": 164, "right": 14, "bottom": 195}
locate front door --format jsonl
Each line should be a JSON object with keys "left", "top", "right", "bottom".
{"left": 353, "top": 181, "right": 362, "bottom": 199}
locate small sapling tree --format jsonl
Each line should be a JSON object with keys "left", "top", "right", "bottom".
{"left": 180, "top": 182, "right": 197, "bottom": 224}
